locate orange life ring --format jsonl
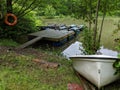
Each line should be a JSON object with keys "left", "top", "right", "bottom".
{"left": 5, "top": 13, "right": 17, "bottom": 26}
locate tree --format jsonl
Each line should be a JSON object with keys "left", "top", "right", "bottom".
{"left": 65, "top": 0, "right": 120, "bottom": 54}
{"left": 44, "top": 5, "right": 56, "bottom": 18}
{"left": 0, "top": 0, "right": 40, "bottom": 40}
{"left": 3, "top": 0, "right": 39, "bottom": 18}
{"left": 13, "top": 0, "right": 38, "bottom": 18}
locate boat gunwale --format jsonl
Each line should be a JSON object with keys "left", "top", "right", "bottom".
{"left": 70, "top": 55, "right": 120, "bottom": 62}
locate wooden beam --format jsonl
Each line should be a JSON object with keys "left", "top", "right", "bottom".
{"left": 17, "top": 36, "right": 43, "bottom": 49}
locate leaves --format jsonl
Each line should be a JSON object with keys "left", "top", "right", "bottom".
{"left": 113, "top": 60, "right": 120, "bottom": 75}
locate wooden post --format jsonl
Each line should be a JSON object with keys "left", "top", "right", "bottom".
{"left": 17, "top": 36, "right": 43, "bottom": 49}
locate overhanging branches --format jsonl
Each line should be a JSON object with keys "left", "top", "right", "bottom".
{"left": 12, "top": 0, "right": 38, "bottom": 18}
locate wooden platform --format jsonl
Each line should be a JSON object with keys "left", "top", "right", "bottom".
{"left": 17, "top": 29, "right": 75, "bottom": 49}
{"left": 28, "top": 29, "right": 75, "bottom": 41}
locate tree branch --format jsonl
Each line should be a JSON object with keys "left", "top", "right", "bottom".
{"left": 16, "top": 0, "right": 29, "bottom": 15}
{"left": 17, "top": 0, "right": 37, "bottom": 17}
{"left": 93, "top": 0, "right": 101, "bottom": 51}
{"left": 6, "top": 0, "right": 12, "bottom": 13}
{"left": 18, "top": 5, "right": 37, "bottom": 18}
{"left": 98, "top": 1, "right": 107, "bottom": 43}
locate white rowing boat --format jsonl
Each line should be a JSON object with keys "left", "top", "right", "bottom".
{"left": 70, "top": 55, "right": 120, "bottom": 89}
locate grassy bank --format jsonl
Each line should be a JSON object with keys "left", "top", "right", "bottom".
{"left": 0, "top": 39, "right": 80, "bottom": 90}
{"left": 0, "top": 53, "right": 80, "bottom": 90}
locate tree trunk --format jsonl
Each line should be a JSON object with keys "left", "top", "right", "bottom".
{"left": 0, "top": 2, "right": 2, "bottom": 19}
{"left": 98, "top": 1, "right": 107, "bottom": 43}
{"left": 0, "top": 2, "right": 1, "bottom": 11}
{"left": 6, "top": 0, "right": 12, "bottom": 13}
{"left": 93, "top": 0, "right": 101, "bottom": 51}
{"left": 89, "top": 0, "right": 92, "bottom": 31}
{"left": 88, "top": 21, "right": 91, "bottom": 31}
{"left": 98, "top": 10, "right": 106, "bottom": 43}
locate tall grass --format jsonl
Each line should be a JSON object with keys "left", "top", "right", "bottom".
{"left": 98, "top": 17, "right": 120, "bottom": 50}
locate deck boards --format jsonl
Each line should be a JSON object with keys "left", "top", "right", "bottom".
{"left": 17, "top": 30, "right": 75, "bottom": 49}
{"left": 29, "top": 29, "right": 75, "bottom": 41}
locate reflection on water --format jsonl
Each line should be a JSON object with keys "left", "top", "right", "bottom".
{"left": 62, "top": 41, "right": 119, "bottom": 59}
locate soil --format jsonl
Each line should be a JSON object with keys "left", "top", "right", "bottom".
{"left": 0, "top": 46, "right": 44, "bottom": 58}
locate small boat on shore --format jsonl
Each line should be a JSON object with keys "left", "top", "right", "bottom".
{"left": 70, "top": 55, "right": 120, "bottom": 89}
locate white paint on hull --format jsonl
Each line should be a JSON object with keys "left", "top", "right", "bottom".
{"left": 70, "top": 55, "right": 120, "bottom": 88}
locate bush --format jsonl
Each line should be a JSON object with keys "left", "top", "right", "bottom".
{"left": 113, "top": 58, "right": 120, "bottom": 75}
{"left": 113, "top": 20, "right": 120, "bottom": 75}
{"left": 113, "top": 11, "right": 120, "bottom": 17}
{"left": 0, "top": 11, "right": 41, "bottom": 42}
{"left": 44, "top": 5, "right": 56, "bottom": 19}
{"left": 82, "top": 27, "right": 100, "bottom": 54}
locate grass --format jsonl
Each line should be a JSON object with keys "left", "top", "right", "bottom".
{"left": 0, "top": 39, "right": 19, "bottom": 47}
{"left": 98, "top": 17, "right": 120, "bottom": 50}
{"left": 0, "top": 51, "right": 120, "bottom": 90}
{"left": 0, "top": 39, "right": 81, "bottom": 90}
{"left": 0, "top": 52, "right": 80, "bottom": 90}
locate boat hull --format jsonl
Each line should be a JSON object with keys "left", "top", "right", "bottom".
{"left": 70, "top": 55, "right": 120, "bottom": 88}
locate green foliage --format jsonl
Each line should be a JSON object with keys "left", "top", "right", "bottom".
{"left": 44, "top": 5, "right": 56, "bottom": 19}
{"left": 0, "top": 12, "right": 40, "bottom": 42}
{"left": 113, "top": 20, "right": 120, "bottom": 75}
{"left": 12, "top": 0, "right": 38, "bottom": 17}
{"left": 113, "top": 59, "right": 120, "bottom": 75}
{"left": 113, "top": 20, "right": 120, "bottom": 50}
{"left": 82, "top": 27, "right": 100, "bottom": 54}
{"left": 25, "top": 11, "right": 42, "bottom": 26}
{"left": 112, "top": 10, "right": 120, "bottom": 17}
{"left": 0, "top": 39, "right": 19, "bottom": 47}
{"left": 0, "top": 0, "right": 41, "bottom": 42}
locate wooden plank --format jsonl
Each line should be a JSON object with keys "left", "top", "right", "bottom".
{"left": 17, "top": 36, "right": 43, "bottom": 49}
{"left": 17, "top": 30, "right": 75, "bottom": 49}
{"left": 29, "top": 30, "right": 75, "bottom": 41}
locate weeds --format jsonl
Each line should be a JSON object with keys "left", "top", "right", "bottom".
{"left": 0, "top": 39, "right": 19, "bottom": 47}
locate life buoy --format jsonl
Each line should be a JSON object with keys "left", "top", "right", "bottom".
{"left": 5, "top": 13, "right": 17, "bottom": 26}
